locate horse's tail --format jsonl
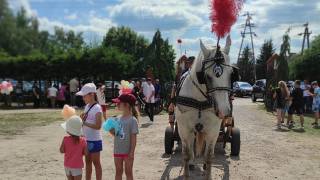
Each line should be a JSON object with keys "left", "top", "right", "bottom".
{"left": 195, "top": 132, "right": 205, "bottom": 157}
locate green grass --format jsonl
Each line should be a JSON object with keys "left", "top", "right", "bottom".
{"left": 256, "top": 103, "right": 320, "bottom": 137}
{"left": 0, "top": 109, "right": 121, "bottom": 136}
{"left": 288, "top": 115, "right": 320, "bottom": 137}
{"left": 0, "top": 112, "right": 61, "bottom": 136}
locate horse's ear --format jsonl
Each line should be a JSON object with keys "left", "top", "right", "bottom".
{"left": 224, "top": 35, "right": 231, "bottom": 55}
{"left": 200, "top": 40, "right": 209, "bottom": 57}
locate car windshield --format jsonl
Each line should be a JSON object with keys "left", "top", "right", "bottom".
{"left": 240, "top": 83, "right": 251, "bottom": 88}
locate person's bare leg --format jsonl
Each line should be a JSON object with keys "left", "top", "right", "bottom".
{"left": 124, "top": 158, "right": 134, "bottom": 180}
{"left": 91, "top": 152, "right": 102, "bottom": 180}
{"left": 67, "top": 175, "right": 73, "bottom": 180}
{"left": 300, "top": 115, "right": 304, "bottom": 128}
{"left": 114, "top": 158, "right": 124, "bottom": 180}
{"left": 74, "top": 175, "right": 82, "bottom": 180}
{"left": 287, "top": 114, "right": 293, "bottom": 125}
{"left": 85, "top": 154, "right": 92, "bottom": 180}
{"left": 276, "top": 109, "right": 281, "bottom": 127}
{"left": 315, "top": 112, "right": 319, "bottom": 124}
{"left": 281, "top": 110, "right": 285, "bottom": 123}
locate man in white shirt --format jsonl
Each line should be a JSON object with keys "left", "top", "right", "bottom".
{"left": 47, "top": 84, "right": 58, "bottom": 108}
{"left": 96, "top": 83, "right": 107, "bottom": 119}
{"left": 69, "top": 78, "right": 79, "bottom": 106}
{"left": 143, "top": 78, "right": 155, "bottom": 121}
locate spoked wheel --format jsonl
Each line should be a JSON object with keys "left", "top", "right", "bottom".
{"left": 230, "top": 127, "right": 241, "bottom": 156}
{"left": 164, "top": 126, "right": 174, "bottom": 154}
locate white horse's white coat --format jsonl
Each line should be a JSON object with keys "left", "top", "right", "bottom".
{"left": 176, "top": 37, "right": 232, "bottom": 179}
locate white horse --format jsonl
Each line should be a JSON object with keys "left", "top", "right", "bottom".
{"left": 175, "top": 37, "right": 237, "bottom": 179}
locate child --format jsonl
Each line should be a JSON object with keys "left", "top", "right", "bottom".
{"left": 288, "top": 80, "right": 305, "bottom": 129}
{"left": 273, "top": 81, "right": 290, "bottom": 129}
{"left": 76, "top": 83, "right": 103, "bottom": 180}
{"left": 310, "top": 81, "right": 320, "bottom": 127}
{"left": 111, "top": 94, "right": 139, "bottom": 180}
{"left": 60, "top": 116, "right": 88, "bottom": 180}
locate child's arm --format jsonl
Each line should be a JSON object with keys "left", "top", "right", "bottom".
{"left": 83, "top": 146, "right": 89, "bottom": 156}
{"left": 129, "top": 134, "right": 137, "bottom": 159}
{"left": 109, "top": 129, "right": 115, "bottom": 136}
{"left": 83, "top": 112, "right": 102, "bottom": 130}
{"left": 59, "top": 138, "right": 65, "bottom": 153}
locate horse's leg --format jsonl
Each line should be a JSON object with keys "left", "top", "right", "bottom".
{"left": 203, "top": 141, "right": 213, "bottom": 180}
{"left": 203, "top": 129, "right": 219, "bottom": 179}
{"left": 181, "top": 132, "right": 194, "bottom": 179}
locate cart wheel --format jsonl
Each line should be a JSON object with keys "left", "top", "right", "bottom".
{"left": 164, "top": 126, "right": 174, "bottom": 154}
{"left": 231, "top": 127, "right": 240, "bottom": 156}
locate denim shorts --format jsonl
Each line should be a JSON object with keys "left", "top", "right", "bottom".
{"left": 313, "top": 102, "right": 320, "bottom": 113}
{"left": 87, "top": 140, "right": 103, "bottom": 153}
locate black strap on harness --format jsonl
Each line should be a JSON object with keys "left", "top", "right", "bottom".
{"left": 176, "top": 71, "right": 214, "bottom": 119}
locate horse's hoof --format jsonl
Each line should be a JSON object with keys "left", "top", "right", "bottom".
{"left": 203, "top": 163, "right": 207, "bottom": 170}
{"left": 189, "top": 164, "right": 195, "bottom": 171}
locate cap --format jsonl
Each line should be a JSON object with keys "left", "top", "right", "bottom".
{"left": 147, "top": 78, "right": 152, "bottom": 81}
{"left": 76, "top": 83, "right": 97, "bottom": 96}
{"left": 112, "top": 94, "right": 136, "bottom": 105}
{"left": 312, "top": 81, "right": 318, "bottom": 85}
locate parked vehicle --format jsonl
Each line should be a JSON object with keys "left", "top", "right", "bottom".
{"left": 233, "top": 81, "right": 253, "bottom": 97}
{"left": 251, "top": 79, "right": 266, "bottom": 102}
{"left": 105, "top": 80, "right": 121, "bottom": 101}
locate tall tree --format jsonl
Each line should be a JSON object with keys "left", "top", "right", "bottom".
{"left": 102, "top": 26, "right": 148, "bottom": 60}
{"left": 256, "top": 39, "right": 274, "bottom": 79}
{"left": 276, "top": 33, "right": 290, "bottom": 82}
{"left": 289, "top": 35, "right": 320, "bottom": 81}
{"left": 144, "top": 30, "right": 175, "bottom": 82}
{"left": 0, "top": 0, "right": 16, "bottom": 55}
{"left": 237, "top": 45, "right": 255, "bottom": 83}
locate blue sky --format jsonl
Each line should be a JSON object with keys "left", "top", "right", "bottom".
{"left": 8, "top": 0, "right": 320, "bottom": 63}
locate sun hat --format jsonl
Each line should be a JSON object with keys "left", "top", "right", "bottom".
{"left": 76, "top": 83, "right": 97, "bottom": 96}
{"left": 61, "top": 115, "right": 83, "bottom": 136}
{"left": 112, "top": 93, "right": 136, "bottom": 106}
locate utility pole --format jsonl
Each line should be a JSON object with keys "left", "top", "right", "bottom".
{"left": 237, "top": 12, "right": 257, "bottom": 81}
{"left": 298, "top": 22, "right": 312, "bottom": 54}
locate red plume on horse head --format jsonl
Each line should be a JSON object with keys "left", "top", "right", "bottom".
{"left": 210, "top": 0, "right": 244, "bottom": 41}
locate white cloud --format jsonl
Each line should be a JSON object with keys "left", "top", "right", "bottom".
{"left": 106, "top": 0, "right": 205, "bottom": 32}
{"left": 65, "top": 13, "right": 78, "bottom": 20}
{"left": 9, "top": 0, "right": 37, "bottom": 17}
{"left": 38, "top": 16, "right": 115, "bottom": 36}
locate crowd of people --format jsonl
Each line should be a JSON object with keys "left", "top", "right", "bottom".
{"left": 273, "top": 80, "right": 320, "bottom": 129}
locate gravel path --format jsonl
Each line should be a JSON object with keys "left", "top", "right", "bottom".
{"left": 0, "top": 98, "right": 319, "bottom": 180}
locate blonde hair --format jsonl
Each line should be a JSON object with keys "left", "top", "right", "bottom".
{"left": 278, "top": 81, "right": 289, "bottom": 98}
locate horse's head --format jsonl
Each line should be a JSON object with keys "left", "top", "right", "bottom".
{"left": 194, "top": 38, "right": 239, "bottom": 117}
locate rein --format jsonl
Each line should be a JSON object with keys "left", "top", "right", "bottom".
{"left": 176, "top": 54, "right": 233, "bottom": 118}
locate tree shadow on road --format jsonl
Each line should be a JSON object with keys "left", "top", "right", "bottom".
{"left": 160, "top": 144, "right": 232, "bottom": 180}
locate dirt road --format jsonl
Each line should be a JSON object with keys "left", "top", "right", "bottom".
{"left": 0, "top": 98, "right": 319, "bottom": 180}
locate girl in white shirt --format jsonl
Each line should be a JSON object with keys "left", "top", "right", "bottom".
{"left": 77, "top": 83, "right": 103, "bottom": 180}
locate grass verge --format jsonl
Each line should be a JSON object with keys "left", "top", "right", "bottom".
{"left": 0, "top": 109, "right": 121, "bottom": 136}
{"left": 257, "top": 103, "right": 320, "bottom": 137}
